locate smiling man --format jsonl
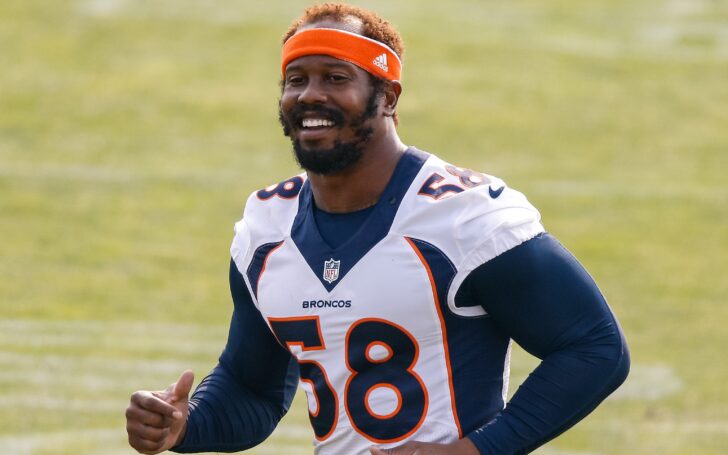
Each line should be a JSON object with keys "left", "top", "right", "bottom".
{"left": 125, "top": 4, "right": 630, "bottom": 455}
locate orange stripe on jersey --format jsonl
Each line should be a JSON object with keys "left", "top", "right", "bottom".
{"left": 404, "top": 237, "right": 463, "bottom": 438}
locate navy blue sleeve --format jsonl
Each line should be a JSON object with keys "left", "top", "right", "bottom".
{"left": 172, "top": 260, "right": 299, "bottom": 453}
{"left": 458, "top": 233, "right": 630, "bottom": 455}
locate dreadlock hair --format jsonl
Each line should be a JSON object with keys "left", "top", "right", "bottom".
{"left": 283, "top": 3, "right": 405, "bottom": 125}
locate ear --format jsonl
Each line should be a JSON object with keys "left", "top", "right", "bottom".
{"left": 382, "top": 81, "right": 402, "bottom": 117}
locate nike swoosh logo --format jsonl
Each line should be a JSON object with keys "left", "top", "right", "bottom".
{"left": 489, "top": 185, "right": 505, "bottom": 199}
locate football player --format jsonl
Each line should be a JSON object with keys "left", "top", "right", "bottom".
{"left": 126, "top": 4, "right": 629, "bottom": 455}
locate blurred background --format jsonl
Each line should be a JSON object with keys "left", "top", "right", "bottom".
{"left": 1, "top": 0, "right": 727, "bottom": 453}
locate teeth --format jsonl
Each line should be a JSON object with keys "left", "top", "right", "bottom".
{"left": 302, "top": 118, "right": 335, "bottom": 128}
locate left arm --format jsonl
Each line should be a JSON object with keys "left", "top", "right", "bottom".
{"left": 462, "top": 233, "right": 630, "bottom": 454}
{"left": 372, "top": 233, "right": 629, "bottom": 455}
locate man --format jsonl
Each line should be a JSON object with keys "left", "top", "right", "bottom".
{"left": 126, "top": 4, "right": 630, "bottom": 455}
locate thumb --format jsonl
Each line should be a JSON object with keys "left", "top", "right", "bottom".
{"left": 171, "top": 370, "right": 194, "bottom": 402}
{"left": 370, "top": 447, "right": 393, "bottom": 455}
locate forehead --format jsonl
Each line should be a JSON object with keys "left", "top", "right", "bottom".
{"left": 297, "top": 15, "right": 364, "bottom": 34}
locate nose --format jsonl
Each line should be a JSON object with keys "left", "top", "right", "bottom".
{"left": 297, "top": 79, "right": 327, "bottom": 105}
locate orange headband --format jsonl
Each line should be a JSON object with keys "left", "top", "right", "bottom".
{"left": 282, "top": 28, "right": 402, "bottom": 82}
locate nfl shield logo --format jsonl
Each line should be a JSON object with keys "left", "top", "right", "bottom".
{"left": 323, "top": 258, "right": 340, "bottom": 284}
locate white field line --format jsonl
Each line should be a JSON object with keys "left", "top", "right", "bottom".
{"left": 0, "top": 318, "right": 223, "bottom": 334}
{"left": 0, "top": 329, "right": 224, "bottom": 357}
{"left": 252, "top": 444, "right": 312, "bottom": 455}
{"left": 0, "top": 318, "right": 315, "bottom": 453}
{"left": 534, "top": 448, "right": 601, "bottom": 455}
{"left": 610, "top": 363, "right": 683, "bottom": 401}
{"left": 537, "top": 30, "right": 728, "bottom": 62}
{"left": 0, "top": 320, "right": 228, "bottom": 404}
{"left": 77, "top": 0, "right": 129, "bottom": 17}
{"left": 0, "top": 428, "right": 123, "bottom": 455}
{"left": 0, "top": 350, "right": 216, "bottom": 391}
{"left": 0, "top": 162, "right": 241, "bottom": 186}
{"left": 0, "top": 318, "right": 225, "bottom": 339}
{"left": 2, "top": 161, "right": 726, "bottom": 202}
{"left": 666, "top": 0, "right": 708, "bottom": 16}
{"left": 0, "top": 423, "right": 312, "bottom": 454}
{"left": 423, "top": 2, "right": 728, "bottom": 62}
{"left": 532, "top": 180, "right": 727, "bottom": 201}
{"left": 0, "top": 320, "right": 225, "bottom": 357}
{"left": 0, "top": 395, "right": 121, "bottom": 413}
{"left": 0, "top": 163, "right": 136, "bottom": 183}
{"left": 640, "top": 22, "right": 728, "bottom": 56}
{"left": 76, "top": 0, "right": 298, "bottom": 24}
{"left": 267, "top": 423, "right": 314, "bottom": 440}
{"left": 603, "top": 420, "right": 728, "bottom": 434}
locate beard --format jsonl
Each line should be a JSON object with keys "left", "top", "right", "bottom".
{"left": 278, "top": 83, "right": 382, "bottom": 175}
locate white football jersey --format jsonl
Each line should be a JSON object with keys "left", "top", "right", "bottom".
{"left": 230, "top": 148, "right": 544, "bottom": 455}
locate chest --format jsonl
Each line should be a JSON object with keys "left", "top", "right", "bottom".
{"left": 254, "top": 235, "right": 447, "bottom": 364}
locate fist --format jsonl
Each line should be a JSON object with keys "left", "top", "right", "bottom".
{"left": 126, "top": 370, "right": 194, "bottom": 454}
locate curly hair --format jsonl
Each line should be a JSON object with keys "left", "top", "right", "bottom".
{"left": 283, "top": 3, "right": 405, "bottom": 125}
{"left": 283, "top": 3, "right": 405, "bottom": 59}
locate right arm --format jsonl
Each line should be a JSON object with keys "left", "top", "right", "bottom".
{"left": 126, "top": 259, "right": 299, "bottom": 454}
{"left": 172, "top": 259, "right": 299, "bottom": 453}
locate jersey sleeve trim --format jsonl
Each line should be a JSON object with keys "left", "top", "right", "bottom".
{"left": 446, "top": 217, "right": 545, "bottom": 317}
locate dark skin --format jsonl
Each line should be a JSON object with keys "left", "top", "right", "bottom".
{"left": 125, "top": 17, "right": 479, "bottom": 455}
{"left": 126, "top": 370, "right": 193, "bottom": 454}
{"left": 281, "top": 17, "right": 407, "bottom": 213}
{"left": 282, "top": 53, "right": 404, "bottom": 212}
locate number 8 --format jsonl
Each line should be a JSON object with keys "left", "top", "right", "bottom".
{"left": 345, "top": 319, "right": 428, "bottom": 443}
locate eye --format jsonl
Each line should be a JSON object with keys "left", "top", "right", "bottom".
{"left": 328, "top": 73, "right": 349, "bottom": 83}
{"left": 286, "top": 75, "right": 305, "bottom": 86}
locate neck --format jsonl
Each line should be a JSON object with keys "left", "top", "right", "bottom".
{"left": 307, "top": 132, "right": 407, "bottom": 213}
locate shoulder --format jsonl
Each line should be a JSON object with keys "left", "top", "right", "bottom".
{"left": 230, "top": 173, "right": 306, "bottom": 270}
{"left": 397, "top": 153, "right": 544, "bottom": 259}
{"left": 394, "top": 152, "right": 545, "bottom": 315}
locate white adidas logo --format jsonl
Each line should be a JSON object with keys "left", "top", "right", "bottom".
{"left": 372, "top": 53, "right": 389, "bottom": 72}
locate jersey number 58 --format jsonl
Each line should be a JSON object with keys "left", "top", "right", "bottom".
{"left": 269, "top": 316, "right": 428, "bottom": 443}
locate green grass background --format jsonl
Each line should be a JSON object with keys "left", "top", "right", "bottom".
{"left": 1, "top": 0, "right": 727, "bottom": 453}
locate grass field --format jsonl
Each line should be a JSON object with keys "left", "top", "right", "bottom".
{"left": 1, "top": 0, "right": 727, "bottom": 454}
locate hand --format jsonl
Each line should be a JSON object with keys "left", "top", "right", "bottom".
{"left": 370, "top": 438, "right": 480, "bottom": 455}
{"left": 126, "top": 370, "right": 195, "bottom": 454}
